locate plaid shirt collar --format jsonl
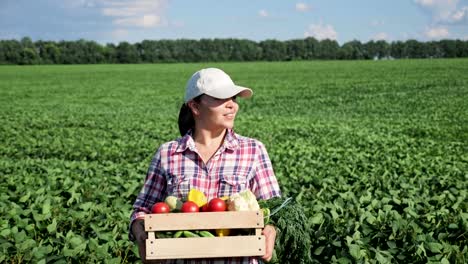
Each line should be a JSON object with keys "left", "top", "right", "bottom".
{"left": 174, "top": 129, "right": 239, "bottom": 154}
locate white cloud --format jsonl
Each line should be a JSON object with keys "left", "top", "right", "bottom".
{"left": 425, "top": 26, "right": 450, "bottom": 38}
{"left": 114, "top": 14, "right": 162, "bottom": 28}
{"left": 101, "top": 0, "right": 166, "bottom": 17}
{"left": 414, "top": 0, "right": 438, "bottom": 7}
{"left": 451, "top": 6, "right": 468, "bottom": 21}
{"left": 373, "top": 32, "right": 389, "bottom": 41}
{"left": 414, "top": 0, "right": 468, "bottom": 23}
{"left": 62, "top": 0, "right": 97, "bottom": 8}
{"left": 99, "top": 0, "right": 168, "bottom": 27}
{"left": 304, "top": 22, "right": 337, "bottom": 40}
{"left": 258, "top": 9, "right": 269, "bottom": 17}
{"left": 296, "top": 3, "right": 311, "bottom": 12}
{"left": 414, "top": 0, "right": 460, "bottom": 8}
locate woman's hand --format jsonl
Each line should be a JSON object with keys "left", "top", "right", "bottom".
{"left": 131, "top": 219, "right": 163, "bottom": 264}
{"left": 261, "top": 224, "right": 276, "bottom": 262}
{"left": 131, "top": 219, "right": 148, "bottom": 262}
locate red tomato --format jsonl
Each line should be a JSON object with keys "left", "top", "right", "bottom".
{"left": 181, "top": 201, "right": 199, "bottom": 213}
{"left": 208, "top": 198, "right": 226, "bottom": 212}
{"left": 200, "top": 203, "right": 210, "bottom": 212}
{"left": 152, "top": 202, "right": 170, "bottom": 214}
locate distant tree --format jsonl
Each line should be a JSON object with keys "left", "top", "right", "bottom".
{"left": 229, "top": 39, "right": 259, "bottom": 61}
{"left": 389, "top": 41, "right": 401, "bottom": 58}
{"left": 19, "top": 48, "right": 39, "bottom": 65}
{"left": 217, "top": 39, "right": 238, "bottom": 61}
{"left": 198, "top": 40, "right": 210, "bottom": 61}
{"left": 403, "top": 39, "right": 425, "bottom": 58}
{"left": 189, "top": 39, "right": 204, "bottom": 62}
{"left": 116, "top": 41, "right": 140, "bottom": 63}
{"left": 35, "top": 41, "right": 61, "bottom": 64}
{"left": 19, "top": 37, "right": 39, "bottom": 65}
{"left": 157, "top": 40, "right": 174, "bottom": 62}
{"left": 424, "top": 41, "right": 442, "bottom": 58}
{"left": 339, "top": 40, "right": 365, "bottom": 60}
{"left": 364, "top": 40, "right": 377, "bottom": 59}
{"left": 316, "top": 39, "right": 339, "bottom": 59}
{"left": 20, "top": 37, "right": 34, "bottom": 49}
{"left": 1, "top": 37, "right": 468, "bottom": 64}
{"left": 1, "top": 39, "right": 22, "bottom": 64}
{"left": 364, "top": 40, "right": 390, "bottom": 59}
{"left": 138, "top": 40, "right": 154, "bottom": 62}
{"left": 83, "top": 40, "right": 105, "bottom": 63}
{"left": 0, "top": 41, "right": 6, "bottom": 64}
{"left": 104, "top": 43, "right": 117, "bottom": 63}
{"left": 197, "top": 39, "right": 217, "bottom": 61}
{"left": 229, "top": 40, "right": 244, "bottom": 61}
{"left": 259, "top": 39, "right": 286, "bottom": 61}
{"left": 303, "top": 37, "right": 319, "bottom": 59}
{"left": 166, "top": 39, "right": 195, "bottom": 62}
{"left": 46, "top": 43, "right": 61, "bottom": 63}
{"left": 455, "top": 39, "right": 468, "bottom": 57}
{"left": 374, "top": 40, "right": 390, "bottom": 58}
{"left": 438, "top": 39, "right": 457, "bottom": 58}
{"left": 57, "top": 40, "right": 90, "bottom": 64}
{"left": 285, "top": 39, "right": 307, "bottom": 60}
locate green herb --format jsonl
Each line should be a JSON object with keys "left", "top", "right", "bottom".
{"left": 259, "top": 197, "right": 312, "bottom": 264}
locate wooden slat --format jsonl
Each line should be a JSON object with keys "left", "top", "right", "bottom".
{"left": 255, "top": 228, "right": 262, "bottom": 236}
{"left": 146, "top": 236, "right": 265, "bottom": 259}
{"left": 145, "top": 211, "right": 264, "bottom": 231}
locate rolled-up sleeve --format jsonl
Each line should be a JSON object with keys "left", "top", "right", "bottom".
{"left": 251, "top": 142, "right": 281, "bottom": 200}
{"left": 129, "top": 148, "right": 167, "bottom": 240}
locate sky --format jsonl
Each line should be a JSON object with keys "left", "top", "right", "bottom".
{"left": 1, "top": 0, "right": 467, "bottom": 44}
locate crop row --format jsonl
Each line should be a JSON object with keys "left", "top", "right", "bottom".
{"left": 1, "top": 59, "right": 467, "bottom": 263}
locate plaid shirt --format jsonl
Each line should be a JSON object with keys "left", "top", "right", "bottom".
{"left": 130, "top": 129, "right": 281, "bottom": 264}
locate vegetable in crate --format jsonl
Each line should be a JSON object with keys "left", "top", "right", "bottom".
{"left": 164, "top": 195, "right": 183, "bottom": 212}
{"left": 151, "top": 202, "right": 170, "bottom": 214}
{"left": 259, "top": 197, "right": 312, "bottom": 264}
{"left": 227, "top": 189, "right": 260, "bottom": 211}
{"left": 187, "top": 189, "right": 208, "bottom": 207}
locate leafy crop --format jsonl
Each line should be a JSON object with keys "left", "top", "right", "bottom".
{"left": 0, "top": 60, "right": 467, "bottom": 263}
{"left": 259, "top": 197, "right": 312, "bottom": 264}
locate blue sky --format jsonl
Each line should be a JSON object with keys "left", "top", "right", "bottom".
{"left": 1, "top": 0, "right": 467, "bottom": 44}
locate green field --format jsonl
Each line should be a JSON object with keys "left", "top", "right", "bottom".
{"left": 1, "top": 59, "right": 467, "bottom": 263}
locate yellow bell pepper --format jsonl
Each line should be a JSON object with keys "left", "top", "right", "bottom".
{"left": 215, "top": 229, "right": 230, "bottom": 237}
{"left": 187, "top": 189, "right": 208, "bottom": 207}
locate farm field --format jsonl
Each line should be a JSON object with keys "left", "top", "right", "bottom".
{"left": 0, "top": 59, "right": 467, "bottom": 263}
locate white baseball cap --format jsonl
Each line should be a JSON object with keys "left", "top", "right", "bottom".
{"left": 184, "top": 68, "right": 253, "bottom": 103}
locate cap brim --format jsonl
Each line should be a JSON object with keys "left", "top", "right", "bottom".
{"left": 204, "top": 85, "right": 253, "bottom": 100}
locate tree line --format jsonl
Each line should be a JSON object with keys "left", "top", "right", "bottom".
{"left": 1, "top": 37, "right": 468, "bottom": 65}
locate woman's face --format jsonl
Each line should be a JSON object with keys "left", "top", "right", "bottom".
{"left": 192, "top": 94, "right": 239, "bottom": 131}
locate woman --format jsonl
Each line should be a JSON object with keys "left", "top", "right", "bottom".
{"left": 130, "top": 68, "right": 281, "bottom": 263}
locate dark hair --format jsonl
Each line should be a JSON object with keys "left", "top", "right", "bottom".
{"left": 178, "top": 95, "right": 202, "bottom": 136}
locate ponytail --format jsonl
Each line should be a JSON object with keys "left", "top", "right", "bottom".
{"left": 178, "top": 95, "right": 202, "bottom": 136}
{"left": 178, "top": 103, "right": 194, "bottom": 136}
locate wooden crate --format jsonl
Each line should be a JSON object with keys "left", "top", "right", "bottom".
{"left": 145, "top": 210, "right": 265, "bottom": 260}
